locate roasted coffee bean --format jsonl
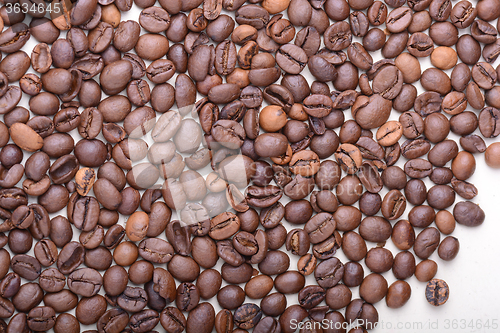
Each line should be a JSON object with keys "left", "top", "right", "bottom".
{"left": 414, "top": 227, "right": 441, "bottom": 259}
{"left": 0, "top": 272, "right": 21, "bottom": 298}
{"left": 427, "top": 185, "right": 456, "bottom": 210}
{"left": 359, "top": 216, "right": 392, "bottom": 243}
{"left": 235, "top": 4, "right": 269, "bottom": 29}
{"left": 365, "top": 247, "right": 394, "bottom": 274}
{"left": 186, "top": 303, "right": 215, "bottom": 333}
{"left": 345, "top": 299, "right": 379, "bottom": 329}
{"left": 404, "top": 159, "right": 433, "bottom": 179}
{"left": 479, "top": 107, "right": 500, "bottom": 138}
{"left": 434, "top": 210, "right": 456, "bottom": 236}
{"left": 313, "top": 257, "right": 344, "bottom": 289}
{"left": 428, "top": 140, "right": 459, "bottom": 167}
{"left": 27, "top": 306, "right": 56, "bottom": 331}
{"left": 176, "top": 282, "right": 200, "bottom": 312}
{"left": 0, "top": 0, "right": 496, "bottom": 328}
{"left": 386, "top": 7, "right": 413, "bottom": 33}
{"left": 392, "top": 251, "right": 416, "bottom": 280}
{"left": 217, "top": 284, "right": 246, "bottom": 310}
{"left": 12, "top": 282, "right": 44, "bottom": 312}
{"left": 438, "top": 236, "right": 460, "bottom": 261}
{"left": 324, "top": 21, "right": 352, "bottom": 51}
{"left": 453, "top": 201, "right": 485, "bottom": 227}
{"left": 67, "top": 268, "right": 103, "bottom": 297}
{"left": 160, "top": 307, "right": 187, "bottom": 333}
{"left": 97, "top": 309, "right": 129, "bottom": 333}
{"left": 381, "top": 190, "right": 407, "bottom": 220}
{"left": 34, "top": 239, "right": 58, "bottom": 267}
{"left": 342, "top": 231, "right": 367, "bottom": 262}
{"left": 311, "top": 230, "right": 341, "bottom": 259}
{"left": 11, "top": 254, "right": 41, "bottom": 281}
{"left": 386, "top": 280, "right": 412, "bottom": 309}
{"left": 233, "top": 303, "right": 262, "bottom": 329}
{"left": 359, "top": 273, "right": 388, "bottom": 304}
{"left": 57, "top": 241, "right": 85, "bottom": 275}
{"left": 303, "top": 212, "right": 335, "bottom": 244}
{"left": 426, "top": 279, "right": 449, "bottom": 306}
{"left": 209, "top": 212, "right": 240, "bottom": 240}
{"left": 117, "top": 286, "right": 148, "bottom": 313}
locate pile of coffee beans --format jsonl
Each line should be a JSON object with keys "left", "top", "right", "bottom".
{"left": 0, "top": 0, "right": 497, "bottom": 332}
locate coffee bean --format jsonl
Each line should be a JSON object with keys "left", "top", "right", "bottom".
{"left": 97, "top": 309, "right": 129, "bottom": 333}
{"left": 392, "top": 251, "right": 416, "bottom": 280}
{"left": 27, "top": 306, "right": 56, "bottom": 331}
{"left": 453, "top": 201, "right": 485, "bottom": 227}
{"left": 414, "top": 260, "right": 437, "bottom": 284}
{"left": 0, "top": 272, "right": 21, "bottom": 298}
{"left": 57, "top": 241, "right": 84, "bottom": 275}
{"left": 160, "top": 307, "right": 187, "bottom": 333}
{"left": 381, "top": 189, "right": 407, "bottom": 220}
{"left": 414, "top": 227, "right": 441, "bottom": 259}
{"left": 386, "top": 280, "right": 412, "bottom": 309}
{"left": 345, "top": 299, "right": 379, "bottom": 329}
{"left": 67, "top": 268, "right": 102, "bottom": 297}
{"left": 234, "top": 303, "right": 262, "bottom": 329}
{"left": 426, "top": 279, "right": 449, "bottom": 306}
{"left": 186, "top": 303, "right": 215, "bottom": 333}
{"left": 404, "top": 158, "right": 433, "bottom": 179}
{"left": 0, "top": 1, "right": 496, "bottom": 328}
{"left": 116, "top": 286, "right": 148, "bottom": 312}
{"left": 304, "top": 212, "right": 336, "bottom": 244}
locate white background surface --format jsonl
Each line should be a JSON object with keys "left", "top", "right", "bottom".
{"left": 2, "top": 0, "right": 500, "bottom": 332}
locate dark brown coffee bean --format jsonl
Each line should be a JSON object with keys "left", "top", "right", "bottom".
{"left": 235, "top": 4, "right": 269, "bottom": 29}
{"left": 404, "top": 159, "right": 433, "bottom": 178}
{"left": 34, "top": 239, "right": 58, "bottom": 267}
{"left": 0, "top": 23, "right": 30, "bottom": 53}
{"left": 233, "top": 303, "right": 262, "bottom": 330}
{"left": 303, "top": 212, "right": 335, "bottom": 244}
{"left": 97, "top": 309, "right": 129, "bottom": 333}
{"left": 185, "top": 303, "right": 215, "bottom": 333}
{"left": 451, "top": 178, "right": 478, "bottom": 200}
{"left": 342, "top": 231, "right": 367, "bottom": 262}
{"left": 175, "top": 282, "right": 200, "bottom": 312}
{"left": 116, "top": 286, "right": 148, "bottom": 313}
{"left": 402, "top": 179, "right": 426, "bottom": 207}
{"left": 345, "top": 299, "right": 379, "bottom": 329}
{"left": 479, "top": 107, "right": 500, "bottom": 138}
{"left": 381, "top": 189, "right": 407, "bottom": 220}
{"left": 386, "top": 280, "right": 412, "bottom": 309}
{"left": 160, "top": 307, "right": 186, "bottom": 333}
{"left": 11, "top": 254, "right": 41, "bottom": 281}
{"left": 57, "top": 241, "right": 85, "bottom": 275}
{"left": 128, "top": 309, "right": 159, "bottom": 333}
{"left": 408, "top": 205, "right": 435, "bottom": 228}
{"left": 437, "top": 236, "right": 460, "bottom": 261}
{"left": 0, "top": 272, "right": 21, "bottom": 298}
{"left": 359, "top": 273, "right": 387, "bottom": 304}
{"left": 392, "top": 251, "right": 416, "bottom": 280}
{"left": 427, "top": 185, "right": 455, "bottom": 210}
{"left": 67, "top": 268, "right": 102, "bottom": 297}
{"left": 414, "top": 227, "right": 441, "bottom": 260}
{"left": 359, "top": 216, "right": 392, "bottom": 243}
{"left": 324, "top": 21, "right": 352, "bottom": 51}
{"left": 137, "top": 238, "right": 174, "bottom": 264}
{"left": 453, "top": 201, "right": 485, "bottom": 227}
{"left": 386, "top": 7, "right": 413, "bottom": 33}
{"left": 27, "top": 306, "right": 56, "bottom": 331}
{"left": 365, "top": 247, "right": 394, "bottom": 273}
